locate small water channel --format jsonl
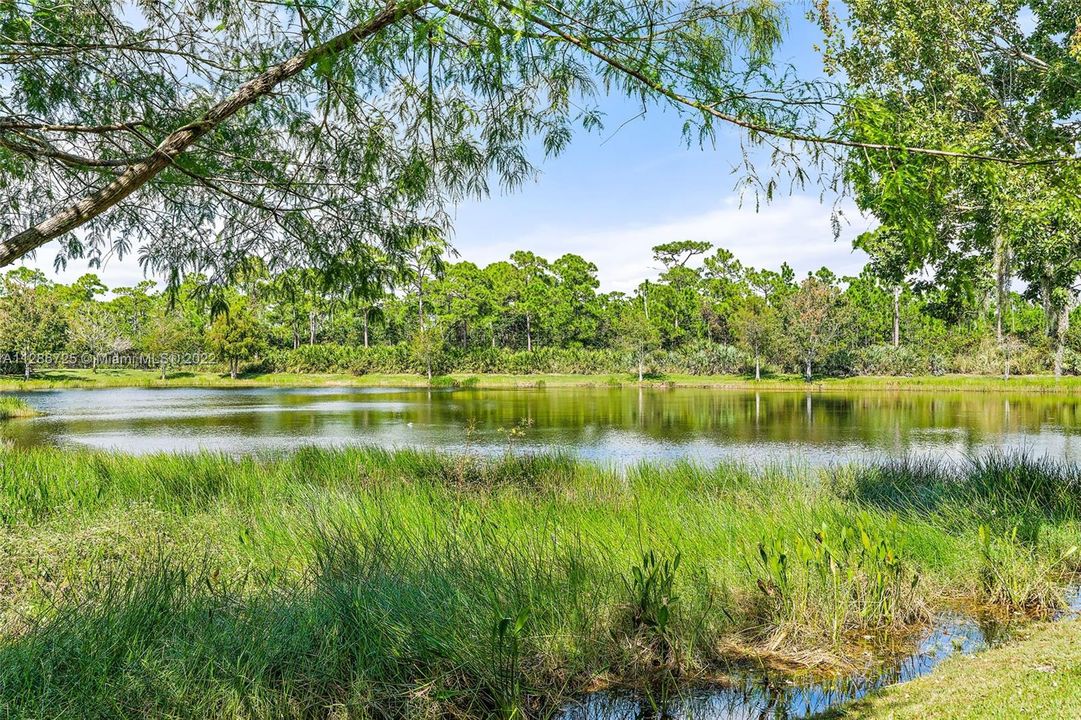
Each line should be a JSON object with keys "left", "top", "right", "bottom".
{"left": 560, "top": 589, "right": 1081, "bottom": 720}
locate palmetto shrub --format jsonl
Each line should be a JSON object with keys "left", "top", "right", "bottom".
{"left": 265, "top": 343, "right": 749, "bottom": 377}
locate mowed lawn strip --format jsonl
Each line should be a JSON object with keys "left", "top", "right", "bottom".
{"left": 823, "top": 619, "right": 1081, "bottom": 720}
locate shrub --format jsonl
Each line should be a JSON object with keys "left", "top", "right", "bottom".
{"left": 854, "top": 344, "right": 934, "bottom": 376}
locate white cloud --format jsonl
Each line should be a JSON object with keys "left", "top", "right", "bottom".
{"left": 18, "top": 194, "right": 872, "bottom": 295}
{"left": 453, "top": 194, "right": 875, "bottom": 293}
{"left": 16, "top": 245, "right": 157, "bottom": 292}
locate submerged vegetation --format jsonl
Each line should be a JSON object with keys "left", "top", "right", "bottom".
{"left": 0, "top": 447, "right": 1078, "bottom": 718}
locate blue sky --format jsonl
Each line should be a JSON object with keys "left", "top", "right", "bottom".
{"left": 20, "top": 4, "right": 873, "bottom": 293}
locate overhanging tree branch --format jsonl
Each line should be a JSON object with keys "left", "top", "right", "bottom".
{"left": 0, "top": 0, "right": 426, "bottom": 267}
{"left": 0, "top": 134, "right": 141, "bottom": 168}
{"left": 3, "top": 0, "right": 1074, "bottom": 273}
{"left": 0, "top": 119, "right": 143, "bottom": 133}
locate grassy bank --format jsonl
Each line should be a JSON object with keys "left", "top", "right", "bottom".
{"left": 0, "top": 448, "right": 1079, "bottom": 718}
{"left": 0, "top": 397, "right": 38, "bottom": 419}
{"left": 4, "top": 367, "right": 1081, "bottom": 393}
{"left": 826, "top": 619, "right": 1081, "bottom": 719}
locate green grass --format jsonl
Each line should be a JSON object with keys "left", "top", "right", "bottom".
{"left": 0, "top": 396, "right": 38, "bottom": 420}
{"left": 823, "top": 619, "right": 1081, "bottom": 719}
{"left": 0, "top": 448, "right": 1079, "bottom": 719}
{"left": 5, "top": 367, "right": 1081, "bottom": 393}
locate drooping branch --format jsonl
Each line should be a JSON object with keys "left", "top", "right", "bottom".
{"left": 0, "top": 119, "right": 143, "bottom": 133}
{"left": 0, "top": 134, "right": 141, "bottom": 168}
{"left": 0, "top": 0, "right": 426, "bottom": 267}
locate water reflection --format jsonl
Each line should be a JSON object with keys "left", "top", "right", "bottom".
{"left": 1, "top": 386, "right": 1081, "bottom": 464}
{"left": 560, "top": 597, "right": 1081, "bottom": 720}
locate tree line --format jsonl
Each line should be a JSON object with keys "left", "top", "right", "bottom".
{"left": 1, "top": 237, "right": 1077, "bottom": 381}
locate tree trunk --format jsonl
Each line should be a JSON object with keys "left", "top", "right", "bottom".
{"left": 995, "top": 296, "right": 1003, "bottom": 344}
{"left": 1055, "top": 299, "right": 1073, "bottom": 380}
{"left": 426, "top": 359, "right": 432, "bottom": 382}
{"left": 805, "top": 357, "right": 812, "bottom": 382}
{"left": 994, "top": 233, "right": 1008, "bottom": 344}
{"left": 160, "top": 360, "right": 167, "bottom": 381}
{"left": 892, "top": 285, "right": 901, "bottom": 348}
{"left": 1041, "top": 276, "right": 1054, "bottom": 337}
{"left": 638, "top": 355, "right": 643, "bottom": 382}
{"left": 525, "top": 314, "right": 532, "bottom": 352}
{"left": 230, "top": 358, "right": 238, "bottom": 380}
{"left": 0, "top": 2, "right": 420, "bottom": 266}
{"left": 292, "top": 306, "right": 300, "bottom": 349}
{"left": 755, "top": 353, "right": 761, "bottom": 381}
{"left": 363, "top": 309, "right": 369, "bottom": 348}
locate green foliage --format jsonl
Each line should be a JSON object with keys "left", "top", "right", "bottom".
{"left": 977, "top": 524, "right": 1078, "bottom": 612}
{"left": 0, "top": 0, "right": 817, "bottom": 290}
{"left": 828, "top": 0, "right": 1081, "bottom": 377}
{"left": 731, "top": 296, "right": 780, "bottom": 378}
{"left": 205, "top": 296, "right": 267, "bottom": 378}
{"left": 751, "top": 516, "right": 924, "bottom": 643}
{"left": 0, "top": 396, "right": 37, "bottom": 420}
{"left": 491, "top": 606, "right": 531, "bottom": 719}
{"left": 0, "top": 269, "right": 66, "bottom": 378}
{"left": 782, "top": 274, "right": 847, "bottom": 380}
{"left": 0, "top": 238, "right": 1077, "bottom": 381}
{"left": 626, "top": 549, "right": 682, "bottom": 642}
{"left": 410, "top": 321, "right": 447, "bottom": 380}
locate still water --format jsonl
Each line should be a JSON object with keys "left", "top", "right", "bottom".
{"left": 3, "top": 385, "right": 1081, "bottom": 464}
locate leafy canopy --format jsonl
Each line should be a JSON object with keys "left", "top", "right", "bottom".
{"left": 0, "top": 0, "right": 806, "bottom": 288}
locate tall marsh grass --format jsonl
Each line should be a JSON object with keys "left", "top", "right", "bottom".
{"left": 0, "top": 447, "right": 1078, "bottom": 718}
{"left": 0, "top": 396, "right": 36, "bottom": 420}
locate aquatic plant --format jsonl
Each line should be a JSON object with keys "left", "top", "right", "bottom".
{"left": 625, "top": 549, "right": 682, "bottom": 663}
{"left": 750, "top": 516, "right": 924, "bottom": 645}
{"left": 977, "top": 523, "right": 1079, "bottom": 612}
{"left": 492, "top": 607, "right": 531, "bottom": 719}
{"left": 496, "top": 417, "right": 534, "bottom": 455}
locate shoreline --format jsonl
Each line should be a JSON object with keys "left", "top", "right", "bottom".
{"left": 3, "top": 368, "right": 1081, "bottom": 394}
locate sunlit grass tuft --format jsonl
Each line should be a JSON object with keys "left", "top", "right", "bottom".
{"left": 0, "top": 396, "right": 37, "bottom": 420}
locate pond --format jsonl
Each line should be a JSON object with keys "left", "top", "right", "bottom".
{"left": 3, "top": 385, "right": 1081, "bottom": 465}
